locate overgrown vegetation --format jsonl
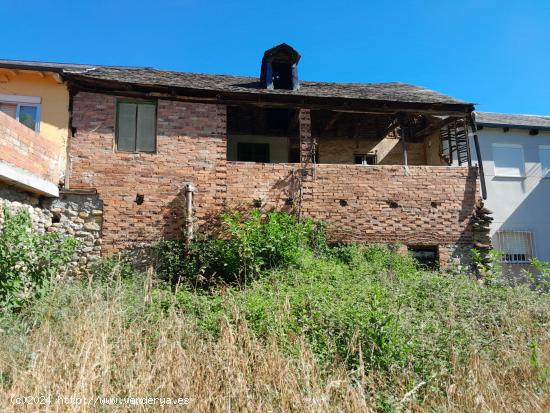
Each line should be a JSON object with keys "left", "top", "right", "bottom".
{"left": 1, "top": 209, "right": 549, "bottom": 411}
{"left": 155, "top": 209, "right": 323, "bottom": 286}
{"left": 0, "top": 207, "right": 77, "bottom": 310}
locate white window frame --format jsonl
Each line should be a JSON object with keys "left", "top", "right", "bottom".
{"left": 354, "top": 153, "right": 377, "bottom": 166}
{"left": 493, "top": 230, "right": 535, "bottom": 264}
{"left": 538, "top": 145, "right": 550, "bottom": 178}
{"left": 492, "top": 143, "right": 525, "bottom": 177}
{"left": 0, "top": 94, "right": 41, "bottom": 132}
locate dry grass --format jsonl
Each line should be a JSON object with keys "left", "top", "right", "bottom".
{"left": 0, "top": 281, "right": 370, "bottom": 412}
{"left": 0, "top": 278, "right": 548, "bottom": 413}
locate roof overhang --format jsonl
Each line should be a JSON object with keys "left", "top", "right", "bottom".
{"left": 65, "top": 74, "right": 475, "bottom": 117}
{"left": 477, "top": 122, "right": 550, "bottom": 132}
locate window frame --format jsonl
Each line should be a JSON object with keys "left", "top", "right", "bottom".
{"left": 354, "top": 153, "right": 377, "bottom": 166}
{"left": 0, "top": 94, "right": 41, "bottom": 132}
{"left": 493, "top": 230, "right": 535, "bottom": 264}
{"left": 115, "top": 98, "right": 157, "bottom": 153}
{"left": 538, "top": 145, "right": 550, "bottom": 178}
{"left": 16, "top": 104, "right": 41, "bottom": 132}
{"left": 492, "top": 143, "right": 525, "bottom": 178}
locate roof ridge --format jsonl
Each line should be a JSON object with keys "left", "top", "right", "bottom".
{"left": 477, "top": 111, "right": 550, "bottom": 119}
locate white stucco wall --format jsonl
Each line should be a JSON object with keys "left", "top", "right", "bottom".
{"left": 471, "top": 127, "right": 550, "bottom": 261}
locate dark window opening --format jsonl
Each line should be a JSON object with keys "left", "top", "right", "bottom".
{"left": 237, "top": 142, "right": 270, "bottom": 163}
{"left": 227, "top": 105, "right": 298, "bottom": 137}
{"left": 271, "top": 62, "right": 293, "bottom": 90}
{"left": 289, "top": 145, "right": 300, "bottom": 163}
{"left": 116, "top": 100, "right": 157, "bottom": 153}
{"left": 267, "top": 108, "right": 291, "bottom": 131}
{"left": 354, "top": 153, "right": 377, "bottom": 165}
{"left": 408, "top": 246, "right": 439, "bottom": 269}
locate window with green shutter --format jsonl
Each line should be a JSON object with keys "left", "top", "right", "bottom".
{"left": 116, "top": 100, "right": 157, "bottom": 152}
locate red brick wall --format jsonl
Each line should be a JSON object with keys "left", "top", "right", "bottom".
{"left": 69, "top": 92, "right": 227, "bottom": 253}
{"left": 68, "top": 92, "right": 479, "bottom": 263}
{"left": 0, "top": 111, "right": 61, "bottom": 184}
{"left": 224, "top": 163, "right": 478, "bottom": 248}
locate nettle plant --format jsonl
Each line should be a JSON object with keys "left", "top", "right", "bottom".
{"left": 0, "top": 207, "right": 78, "bottom": 310}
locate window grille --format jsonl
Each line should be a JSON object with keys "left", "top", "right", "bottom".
{"left": 492, "top": 231, "right": 534, "bottom": 264}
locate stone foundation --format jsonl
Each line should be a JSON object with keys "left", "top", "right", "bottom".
{"left": 0, "top": 184, "right": 103, "bottom": 273}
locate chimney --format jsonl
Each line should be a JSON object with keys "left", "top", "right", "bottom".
{"left": 260, "top": 43, "right": 301, "bottom": 91}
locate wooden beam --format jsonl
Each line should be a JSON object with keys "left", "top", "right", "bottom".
{"left": 51, "top": 73, "right": 63, "bottom": 83}
{"left": 398, "top": 112, "right": 409, "bottom": 174}
{"left": 377, "top": 115, "right": 400, "bottom": 139}
{"left": 322, "top": 112, "right": 341, "bottom": 134}
{"left": 414, "top": 116, "right": 456, "bottom": 138}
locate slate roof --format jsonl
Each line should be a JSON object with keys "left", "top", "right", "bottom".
{"left": 0, "top": 58, "right": 144, "bottom": 72}
{"left": 64, "top": 67, "right": 470, "bottom": 106}
{"left": 0, "top": 59, "right": 471, "bottom": 107}
{"left": 476, "top": 112, "right": 550, "bottom": 131}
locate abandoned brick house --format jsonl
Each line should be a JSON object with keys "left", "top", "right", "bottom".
{"left": 0, "top": 44, "right": 488, "bottom": 268}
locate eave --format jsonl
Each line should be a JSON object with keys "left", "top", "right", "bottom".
{"left": 65, "top": 75, "right": 475, "bottom": 118}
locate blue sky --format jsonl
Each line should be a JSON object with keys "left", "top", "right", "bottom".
{"left": 3, "top": 0, "right": 549, "bottom": 114}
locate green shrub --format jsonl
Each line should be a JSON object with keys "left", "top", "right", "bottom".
{"left": 233, "top": 257, "right": 409, "bottom": 371}
{"left": 172, "top": 244, "right": 550, "bottom": 387}
{"left": 0, "top": 207, "right": 78, "bottom": 310}
{"left": 524, "top": 257, "right": 550, "bottom": 292}
{"left": 155, "top": 209, "right": 324, "bottom": 286}
{"left": 471, "top": 247, "right": 504, "bottom": 285}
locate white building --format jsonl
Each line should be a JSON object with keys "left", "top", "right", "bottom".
{"left": 472, "top": 112, "right": 550, "bottom": 267}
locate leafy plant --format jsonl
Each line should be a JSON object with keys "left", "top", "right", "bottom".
{"left": 0, "top": 207, "right": 78, "bottom": 310}
{"left": 471, "top": 248, "right": 503, "bottom": 285}
{"left": 155, "top": 209, "right": 324, "bottom": 286}
{"left": 523, "top": 257, "right": 550, "bottom": 292}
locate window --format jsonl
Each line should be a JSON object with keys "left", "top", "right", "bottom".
{"left": 493, "top": 231, "right": 534, "bottom": 264}
{"left": 354, "top": 153, "right": 377, "bottom": 165}
{"left": 237, "top": 142, "right": 270, "bottom": 162}
{"left": 493, "top": 144, "right": 524, "bottom": 177}
{"left": 408, "top": 246, "right": 438, "bottom": 269}
{"left": 539, "top": 146, "right": 550, "bottom": 177}
{"left": 116, "top": 100, "right": 156, "bottom": 152}
{"left": 0, "top": 94, "right": 41, "bottom": 132}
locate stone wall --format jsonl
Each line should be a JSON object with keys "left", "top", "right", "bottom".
{"left": 0, "top": 184, "right": 103, "bottom": 273}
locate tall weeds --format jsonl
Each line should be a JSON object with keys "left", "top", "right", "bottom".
{"left": 0, "top": 269, "right": 548, "bottom": 412}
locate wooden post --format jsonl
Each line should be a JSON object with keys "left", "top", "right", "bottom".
{"left": 398, "top": 112, "right": 409, "bottom": 175}
{"left": 184, "top": 183, "right": 196, "bottom": 247}
{"left": 473, "top": 135, "right": 487, "bottom": 200}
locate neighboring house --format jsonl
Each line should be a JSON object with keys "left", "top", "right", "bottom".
{"left": 0, "top": 60, "right": 78, "bottom": 182}
{"left": 0, "top": 44, "right": 487, "bottom": 268}
{"left": 472, "top": 112, "right": 550, "bottom": 269}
